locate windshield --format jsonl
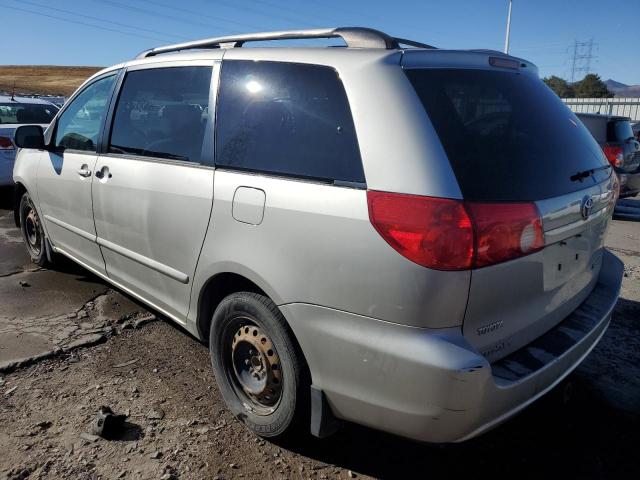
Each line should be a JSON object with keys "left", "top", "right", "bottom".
{"left": 0, "top": 103, "right": 58, "bottom": 125}
{"left": 405, "top": 68, "right": 610, "bottom": 201}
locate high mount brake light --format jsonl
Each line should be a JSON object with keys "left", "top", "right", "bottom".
{"left": 367, "top": 191, "right": 544, "bottom": 271}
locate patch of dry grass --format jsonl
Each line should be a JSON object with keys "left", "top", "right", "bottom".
{"left": 0, "top": 65, "right": 104, "bottom": 97}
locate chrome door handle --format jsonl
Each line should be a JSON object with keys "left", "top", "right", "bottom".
{"left": 77, "top": 166, "right": 92, "bottom": 178}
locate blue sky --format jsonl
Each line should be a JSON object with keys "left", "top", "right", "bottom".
{"left": 3, "top": 0, "right": 639, "bottom": 84}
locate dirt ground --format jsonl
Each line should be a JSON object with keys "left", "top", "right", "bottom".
{"left": 0, "top": 189, "right": 638, "bottom": 480}
{"left": 0, "top": 66, "right": 102, "bottom": 96}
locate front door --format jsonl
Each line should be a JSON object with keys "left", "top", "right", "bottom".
{"left": 37, "top": 73, "right": 118, "bottom": 275}
{"left": 92, "top": 62, "right": 218, "bottom": 322}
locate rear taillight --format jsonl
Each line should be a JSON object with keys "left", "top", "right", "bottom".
{"left": 0, "top": 136, "right": 15, "bottom": 150}
{"left": 603, "top": 144, "right": 624, "bottom": 168}
{"left": 367, "top": 191, "right": 474, "bottom": 270}
{"left": 367, "top": 191, "right": 544, "bottom": 271}
{"left": 465, "top": 202, "right": 544, "bottom": 268}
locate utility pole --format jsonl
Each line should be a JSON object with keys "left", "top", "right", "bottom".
{"left": 570, "top": 38, "right": 596, "bottom": 83}
{"left": 504, "top": 0, "right": 513, "bottom": 54}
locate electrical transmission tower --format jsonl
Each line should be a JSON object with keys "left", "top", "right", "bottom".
{"left": 570, "top": 39, "right": 596, "bottom": 82}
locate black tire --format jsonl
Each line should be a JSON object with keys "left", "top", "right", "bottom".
{"left": 209, "top": 292, "right": 309, "bottom": 438}
{"left": 19, "top": 192, "right": 51, "bottom": 268}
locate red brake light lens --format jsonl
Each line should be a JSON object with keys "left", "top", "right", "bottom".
{"left": 367, "top": 191, "right": 545, "bottom": 271}
{"left": 466, "top": 202, "right": 544, "bottom": 268}
{"left": 603, "top": 144, "right": 624, "bottom": 168}
{"left": 0, "top": 136, "right": 15, "bottom": 150}
{"left": 367, "top": 191, "right": 474, "bottom": 270}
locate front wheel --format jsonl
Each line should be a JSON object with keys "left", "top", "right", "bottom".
{"left": 209, "top": 292, "right": 309, "bottom": 438}
{"left": 19, "top": 192, "right": 51, "bottom": 268}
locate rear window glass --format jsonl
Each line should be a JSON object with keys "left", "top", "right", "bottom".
{"left": 608, "top": 120, "right": 634, "bottom": 142}
{"left": 216, "top": 60, "right": 364, "bottom": 184}
{"left": 109, "top": 66, "right": 212, "bottom": 164}
{"left": 405, "top": 69, "right": 609, "bottom": 201}
{"left": 0, "top": 103, "right": 58, "bottom": 124}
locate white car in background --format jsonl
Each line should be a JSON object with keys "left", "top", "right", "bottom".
{"left": 0, "top": 96, "right": 59, "bottom": 186}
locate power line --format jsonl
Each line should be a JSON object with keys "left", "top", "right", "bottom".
{"left": 209, "top": 0, "right": 325, "bottom": 29}
{"left": 16, "top": 0, "right": 185, "bottom": 41}
{"left": 245, "top": 0, "right": 338, "bottom": 27}
{"left": 94, "top": 0, "right": 237, "bottom": 34}
{"left": 139, "top": 0, "right": 264, "bottom": 31}
{"left": 306, "top": 0, "right": 446, "bottom": 38}
{"left": 0, "top": 3, "right": 172, "bottom": 42}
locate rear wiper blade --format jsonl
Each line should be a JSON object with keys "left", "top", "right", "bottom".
{"left": 570, "top": 164, "right": 611, "bottom": 182}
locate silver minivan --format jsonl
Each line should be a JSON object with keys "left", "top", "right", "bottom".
{"left": 12, "top": 28, "right": 623, "bottom": 443}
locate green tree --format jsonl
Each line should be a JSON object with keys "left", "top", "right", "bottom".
{"left": 543, "top": 75, "right": 575, "bottom": 98}
{"left": 573, "top": 74, "right": 614, "bottom": 98}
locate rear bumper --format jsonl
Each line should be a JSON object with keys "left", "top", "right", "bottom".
{"left": 619, "top": 171, "right": 640, "bottom": 197}
{"left": 281, "top": 249, "right": 623, "bottom": 443}
{"left": 0, "top": 151, "right": 16, "bottom": 186}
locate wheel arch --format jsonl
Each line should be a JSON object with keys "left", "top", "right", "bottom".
{"left": 196, "top": 271, "right": 271, "bottom": 341}
{"left": 195, "top": 271, "right": 312, "bottom": 384}
{"left": 13, "top": 182, "right": 27, "bottom": 228}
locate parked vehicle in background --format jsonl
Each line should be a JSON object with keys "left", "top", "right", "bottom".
{"left": 632, "top": 121, "right": 640, "bottom": 141}
{"left": 576, "top": 113, "right": 640, "bottom": 197}
{"left": 0, "top": 96, "right": 59, "bottom": 186}
{"left": 12, "top": 27, "right": 623, "bottom": 444}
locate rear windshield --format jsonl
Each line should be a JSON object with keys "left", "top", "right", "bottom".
{"left": 607, "top": 120, "right": 634, "bottom": 142}
{"left": 405, "top": 69, "right": 609, "bottom": 201}
{"left": 0, "top": 103, "right": 58, "bottom": 125}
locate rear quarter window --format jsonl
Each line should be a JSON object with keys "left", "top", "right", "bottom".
{"left": 215, "top": 60, "right": 364, "bottom": 184}
{"left": 406, "top": 68, "right": 609, "bottom": 201}
{"left": 607, "top": 120, "right": 634, "bottom": 142}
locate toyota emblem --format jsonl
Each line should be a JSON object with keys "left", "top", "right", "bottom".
{"left": 581, "top": 196, "right": 594, "bottom": 220}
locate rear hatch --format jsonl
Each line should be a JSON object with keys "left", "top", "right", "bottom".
{"left": 606, "top": 118, "right": 640, "bottom": 173}
{"left": 403, "top": 52, "right": 617, "bottom": 361}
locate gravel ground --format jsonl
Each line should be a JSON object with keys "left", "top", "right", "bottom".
{"left": 0, "top": 192, "right": 638, "bottom": 480}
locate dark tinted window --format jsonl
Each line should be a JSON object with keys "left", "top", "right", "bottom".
{"left": 406, "top": 69, "right": 609, "bottom": 201}
{"left": 55, "top": 74, "right": 116, "bottom": 152}
{"left": 216, "top": 60, "right": 364, "bottom": 184}
{"left": 608, "top": 120, "right": 634, "bottom": 142}
{"left": 110, "top": 67, "right": 212, "bottom": 163}
{"left": 0, "top": 103, "right": 58, "bottom": 124}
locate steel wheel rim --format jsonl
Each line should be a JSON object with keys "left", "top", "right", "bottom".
{"left": 226, "top": 317, "right": 283, "bottom": 414}
{"left": 23, "top": 204, "right": 42, "bottom": 256}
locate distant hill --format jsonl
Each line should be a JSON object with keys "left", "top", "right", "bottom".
{"left": 0, "top": 65, "right": 103, "bottom": 97}
{"left": 605, "top": 79, "right": 640, "bottom": 97}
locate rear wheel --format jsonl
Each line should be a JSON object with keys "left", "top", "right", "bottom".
{"left": 19, "top": 192, "right": 51, "bottom": 268}
{"left": 209, "top": 292, "right": 309, "bottom": 438}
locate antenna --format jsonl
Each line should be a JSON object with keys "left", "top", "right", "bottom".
{"left": 504, "top": 0, "right": 513, "bottom": 54}
{"left": 11, "top": 81, "right": 16, "bottom": 101}
{"left": 570, "top": 38, "right": 596, "bottom": 83}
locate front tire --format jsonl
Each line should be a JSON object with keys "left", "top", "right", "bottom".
{"left": 19, "top": 192, "right": 51, "bottom": 268}
{"left": 209, "top": 292, "right": 309, "bottom": 438}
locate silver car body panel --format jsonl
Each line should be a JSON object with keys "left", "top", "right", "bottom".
{"left": 91, "top": 56, "right": 221, "bottom": 323}
{"left": 462, "top": 176, "right": 617, "bottom": 362}
{"left": 12, "top": 44, "right": 624, "bottom": 443}
{"left": 188, "top": 170, "right": 471, "bottom": 329}
{"left": 37, "top": 150, "right": 107, "bottom": 275}
{"left": 282, "top": 249, "right": 622, "bottom": 442}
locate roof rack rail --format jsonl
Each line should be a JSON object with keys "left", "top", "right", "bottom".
{"left": 136, "top": 27, "right": 435, "bottom": 59}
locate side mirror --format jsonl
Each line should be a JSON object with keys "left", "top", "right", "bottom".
{"left": 14, "top": 125, "right": 45, "bottom": 149}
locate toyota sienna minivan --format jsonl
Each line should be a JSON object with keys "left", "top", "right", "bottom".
{"left": 12, "top": 28, "right": 623, "bottom": 443}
